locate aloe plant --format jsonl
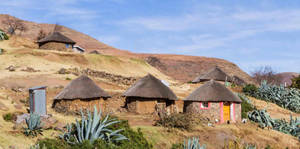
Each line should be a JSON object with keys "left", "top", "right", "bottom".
{"left": 60, "top": 106, "right": 127, "bottom": 144}
{"left": 184, "top": 137, "right": 206, "bottom": 149}
{"left": 248, "top": 109, "right": 300, "bottom": 139}
{"left": 0, "top": 29, "right": 9, "bottom": 41}
{"left": 244, "top": 80, "right": 300, "bottom": 113}
{"left": 24, "top": 113, "right": 43, "bottom": 137}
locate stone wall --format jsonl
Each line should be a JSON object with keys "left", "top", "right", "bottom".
{"left": 126, "top": 97, "right": 177, "bottom": 114}
{"left": 234, "top": 103, "right": 242, "bottom": 122}
{"left": 184, "top": 101, "right": 221, "bottom": 122}
{"left": 53, "top": 98, "right": 107, "bottom": 114}
{"left": 39, "top": 42, "right": 73, "bottom": 51}
{"left": 59, "top": 68, "right": 138, "bottom": 86}
{"left": 184, "top": 101, "right": 242, "bottom": 123}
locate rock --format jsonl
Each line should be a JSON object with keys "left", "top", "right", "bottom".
{"left": 58, "top": 68, "right": 69, "bottom": 74}
{"left": 14, "top": 114, "right": 58, "bottom": 130}
{"left": 41, "top": 116, "right": 58, "bottom": 129}
{"left": 14, "top": 104, "right": 23, "bottom": 110}
{"left": 89, "top": 50, "right": 101, "bottom": 54}
{"left": 0, "top": 101, "right": 9, "bottom": 111}
{"left": 6, "top": 65, "right": 16, "bottom": 72}
{"left": 21, "top": 67, "right": 40, "bottom": 72}
{"left": 53, "top": 85, "right": 64, "bottom": 89}
{"left": 16, "top": 113, "right": 30, "bottom": 124}
{"left": 11, "top": 87, "right": 25, "bottom": 92}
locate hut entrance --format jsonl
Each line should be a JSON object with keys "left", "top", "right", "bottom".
{"left": 223, "top": 102, "right": 231, "bottom": 122}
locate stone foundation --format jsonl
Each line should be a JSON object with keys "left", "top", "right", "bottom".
{"left": 39, "top": 42, "right": 73, "bottom": 51}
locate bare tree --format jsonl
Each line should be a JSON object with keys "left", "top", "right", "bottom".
{"left": 251, "top": 66, "right": 282, "bottom": 85}
{"left": 36, "top": 29, "right": 48, "bottom": 41}
{"left": 2, "top": 16, "right": 27, "bottom": 35}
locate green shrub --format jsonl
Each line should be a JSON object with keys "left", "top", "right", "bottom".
{"left": 155, "top": 113, "right": 194, "bottom": 131}
{"left": 65, "top": 77, "right": 72, "bottom": 80}
{"left": 107, "top": 118, "right": 153, "bottom": 149}
{"left": 35, "top": 138, "right": 69, "bottom": 149}
{"left": 291, "top": 75, "right": 300, "bottom": 89}
{"left": 171, "top": 143, "right": 183, "bottom": 149}
{"left": 3, "top": 113, "right": 14, "bottom": 122}
{"left": 242, "top": 84, "right": 258, "bottom": 96}
{"left": 237, "top": 94, "right": 255, "bottom": 118}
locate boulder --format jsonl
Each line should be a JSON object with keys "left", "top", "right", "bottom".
{"left": 14, "top": 114, "right": 58, "bottom": 130}
{"left": 6, "top": 65, "right": 16, "bottom": 72}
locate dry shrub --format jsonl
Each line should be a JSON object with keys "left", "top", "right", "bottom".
{"left": 155, "top": 113, "right": 203, "bottom": 131}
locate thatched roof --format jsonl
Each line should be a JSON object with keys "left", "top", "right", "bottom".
{"left": 192, "top": 67, "right": 231, "bottom": 83}
{"left": 54, "top": 75, "right": 110, "bottom": 100}
{"left": 185, "top": 80, "right": 242, "bottom": 103}
{"left": 37, "top": 32, "right": 76, "bottom": 44}
{"left": 123, "top": 74, "right": 177, "bottom": 100}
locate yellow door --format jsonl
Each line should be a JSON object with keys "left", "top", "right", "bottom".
{"left": 223, "top": 102, "right": 230, "bottom": 122}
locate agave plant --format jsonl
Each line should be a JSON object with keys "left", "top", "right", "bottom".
{"left": 0, "top": 29, "right": 9, "bottom": 41}
{"left": 248, "top": 109, "right": 300, "bottom": 139}
{"left": 244, "top": 80, "right": 300, "bottom": 113}
{"left": 24, "top": 113, "right": 43, "bottom": 137}
{"left": 184, "top": 137, "right": 206, "bottom": 149}
{"left": 60, "top": 106, "right": 127, "bottom": 144}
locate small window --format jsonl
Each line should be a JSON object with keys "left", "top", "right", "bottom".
{"left": 66, "top": 44, "right": 69, "bottom": 48}
{"left": 200, "top": 102, "right": 210, "bottom": 109}
{"left": 202, "top": 102, "right": 209, "bottom": 108}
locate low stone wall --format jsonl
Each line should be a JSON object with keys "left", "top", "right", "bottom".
{"left": 58, "top": 68, "right": 138, "bottom": 86}
{"left": 39, "top": 42, "right": 73, "bottom": 51}
{"left": 184, "top": 101, "right": 220, "bottom": 122}
{"left": 234, "top": 103, "right": 242, "bottom": 121}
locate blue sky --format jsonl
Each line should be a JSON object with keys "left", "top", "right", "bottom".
{"left": 1, "top": 0, "right": 300, "bottom": 73}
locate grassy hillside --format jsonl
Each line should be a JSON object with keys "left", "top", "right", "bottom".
{"left": 0, "top": 37, "right": 299, "bottom": 148}
{"left": 0, "top": 14, "right": 254, "bottom": 83}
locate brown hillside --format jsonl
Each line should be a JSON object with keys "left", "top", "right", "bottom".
{"left": 277, "top": 72, "right": 299, "bottom": 86}
{"left": 0, "top": 14, "right": 253, "bottom": 83}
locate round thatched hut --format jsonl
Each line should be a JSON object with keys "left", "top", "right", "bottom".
{"left": 52, "top": 75, "right": 111, "bottom": 113}
{"left": 192, "top": 67, "right": 232, "bottom": 83}
{"left": 37, "top": 32, "right": 76, "bottom": 51}
{"left": 184, "top": 80, "right": 242, "bottom": 123}
{"left": 123, "top": 74, "right": 178, "bottom": 114}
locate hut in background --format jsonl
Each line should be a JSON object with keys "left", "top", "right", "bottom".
{"left": 184, "top": 80, "right": 242, "bottom": 123}
{"left": 123, "top": 74, "right": 177, "bottom": 114}
{"left": 52, "top": 75, "right": 111, "bottom": 113}
{"left": 232, "top": 75, "right": 246, "bottom": 86}
{"left": 192, "top": 67, "right": 231, "bottom": 83}
{"left": 37, "top": 32, "right": 76, "bottom": 51}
